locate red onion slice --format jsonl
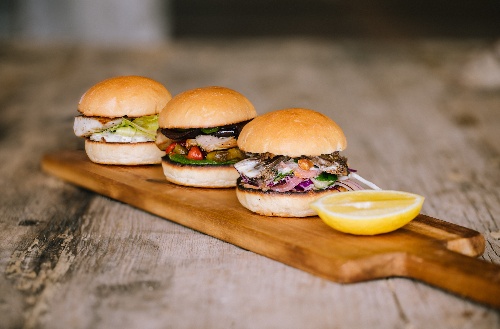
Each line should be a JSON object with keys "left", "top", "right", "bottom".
{"left": 271, "top": 176, "right": 303, "bottom": 192}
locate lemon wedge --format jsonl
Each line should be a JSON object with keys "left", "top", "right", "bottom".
{"left": 310, "top": 190, "right": 424, "bottom": 235}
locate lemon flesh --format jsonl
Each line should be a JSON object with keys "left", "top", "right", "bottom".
{"left": 310, "top": 190, "right": 424, "bottom": 235}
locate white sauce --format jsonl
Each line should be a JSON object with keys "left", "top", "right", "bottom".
{"left": 90, "top": 132, "right": 153, "bottom": 143}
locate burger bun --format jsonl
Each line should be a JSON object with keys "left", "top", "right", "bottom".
{"left": 162, "top": 159, "right": 239, "bottom": 188}
{"left": 236, "top": 184, "right": 341, "bottom": 217}
{"left": 78, "top": 76, "right": 172, "bottom": 118}
{"left": 159, "top": 86, "right": 256, "bottom": 128}
{"left": 237, "top": 108, "right": 346, "bottom": 157}
{"left": 85, "top": 139, "right": 165, "bottom": 165}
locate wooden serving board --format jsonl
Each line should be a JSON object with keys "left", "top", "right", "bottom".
{"left": 41, "top": 150, "right": 500, "bottom": 309}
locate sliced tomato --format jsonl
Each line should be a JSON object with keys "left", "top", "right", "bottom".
{"left": 165, "top": 142, "right": 177, "bottom": 154}
{"left": 187, "top": 146, "right": 204, "bottom": 160}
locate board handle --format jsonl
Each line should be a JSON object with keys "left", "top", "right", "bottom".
{"left": 407, "top": 247, "right": 500, "bottom": 309}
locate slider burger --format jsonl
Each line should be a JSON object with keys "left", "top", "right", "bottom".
{"left": 234, "top": 108, "right": 380, "bottom": 217}
{"left": 74, "top": 76, "right": 172, "bottom": 165}
{"left": 156, "top": 86, "right": 257, "bottom": 188}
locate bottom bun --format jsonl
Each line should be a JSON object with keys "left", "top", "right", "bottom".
{"left": 236, "top": 183, "right": 340, "bottom": 217}
{"left": 85, "top": 139, "right": 164, "bottom": 165}
{"left": 161, "top": 158, "right": 239, "bottom": 188}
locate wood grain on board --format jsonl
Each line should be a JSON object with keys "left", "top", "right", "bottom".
{"left": 41, "top": 150, "right": 500, "bottom": 309}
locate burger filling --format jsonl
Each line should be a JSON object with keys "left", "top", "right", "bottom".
{"left": 157, "top": 121, "right": 250, "bottom": 165}
{"left": 234, "top": 152, "right": 377, "bottom": 192}
{"left": 74, "top": 115, "right": 159, "bottom": 143}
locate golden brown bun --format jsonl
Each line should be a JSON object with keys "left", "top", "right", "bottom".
{"left": 78, "top": 76, "right": 172, "bottom": 118}
{"left": 237, "top": 108, "right": 346, "bottom": 157}
{"left": 161, "top": 159, "right": 239, "bottom": 188}
{"left": 158, "top": 86, "right": 256, "bottom": 128}
{"left": 85, "top": 139, "right": 164, "bottom": 165}
{"left": 236, "top": 184, "right": 340, "bottom": 217}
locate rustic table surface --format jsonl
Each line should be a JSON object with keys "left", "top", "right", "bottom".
{"left": 1, "top": 38, "right": 500, "bottom": 329}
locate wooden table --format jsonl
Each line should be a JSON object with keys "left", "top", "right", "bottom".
{"left": 1, "top": 38, "right": 499, "bottom": 328}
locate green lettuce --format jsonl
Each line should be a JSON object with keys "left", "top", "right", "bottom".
{"left": 311, "top": 172, "right": 338, "bottom": 189}
{"left": 168, "top": 154, "right": 239, "bottom": 165}
{"left": 315, "top": 172, "right": 338, "bottom": 182}
{"left": 274, "top": 171, "right": 293, "bottom": 182}
{"left": 104, "top": 115, "right": 158, "bottom": 138}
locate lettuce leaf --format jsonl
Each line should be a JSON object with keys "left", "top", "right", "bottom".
{"left": 103, "top": 115, "right": 158, "bottom": 138}
{"left": 168, "top": 154, "right": 239, "bottom": 165}
{"left": 311, "top": 172, "right": 338, "bottom": 189}
{"left": 315, "top": 172, "right": 338, "bottom": 182}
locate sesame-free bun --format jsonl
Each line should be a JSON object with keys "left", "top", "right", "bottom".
{"left": 161, "top": 159, "right": 239, "bottom": 188}
{"left": 85, "top": 139, "right": 165, "bottom": 165}
{"left": 236, "top": 184, "right": 340, "bottom": 217}
{"left": 78, "top": 76, "right": 172, "bottom": 118}
{"left": 237, "top": 108, "right": 347, "bottom": 157}
{"left": 158, "top": 86, "right": 256, "bottom": 128}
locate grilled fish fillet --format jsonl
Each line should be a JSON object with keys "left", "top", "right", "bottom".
{"left": 73, "top": 115, "right": 123, "bottom": 137}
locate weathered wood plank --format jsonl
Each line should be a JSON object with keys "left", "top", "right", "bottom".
{"left": 1, "top": 39, "right": 499, "bottom": 328}
{"left": 41, "top": 149, "right": 500, "bottom": 309}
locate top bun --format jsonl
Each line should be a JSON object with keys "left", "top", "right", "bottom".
{"left": 158, "top": 86, "right": 256, "bottom": 128}
{"left": 237, "top": 108, "right": 347, "bottom": 157}
{"left": 78, "top": 76, "right": 172, "bottom": 118}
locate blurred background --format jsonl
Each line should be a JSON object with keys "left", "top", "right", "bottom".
{"left": 1, "top": 0, "right": 500, "bottom": 44}
{"left": 2, "top": 3, "right": 500, "bottom": 329}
